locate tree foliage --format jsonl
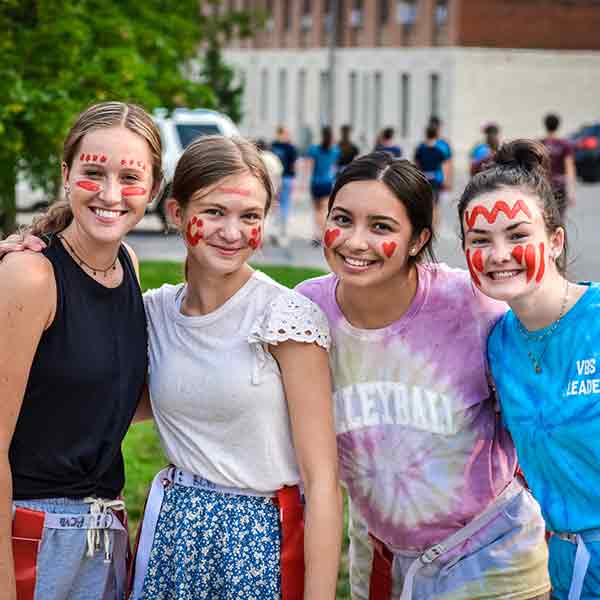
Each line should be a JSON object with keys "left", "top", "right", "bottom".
{"left": 0, "top": 0, "right": 261, "bottom": 234}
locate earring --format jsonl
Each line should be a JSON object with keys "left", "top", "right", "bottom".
{"left": 410, "top": 247, "right": 417, "bottom": 255}
{"left": 64, "top": 184, "right": 71, "bottom": 200}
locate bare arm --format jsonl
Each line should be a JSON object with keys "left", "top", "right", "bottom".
{"left": 565, "top": 154, "right": 576, "bottom": 205}
{"left": 270, "top": 341, "right": 342, "bottom": 600}
{"left": 132, "top": 384, "right": 153, "bottom": 423}
{"left": 442, "top": 158, "right": 453, "bottom": 190}
{"left": 0, "top": 253, "right": 55, "bottom": 600}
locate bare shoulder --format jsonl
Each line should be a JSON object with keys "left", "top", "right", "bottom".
{"left": 122, "top": 242, "right": 140, "bottom": 279}
{"left": 0, "top": 251, "right": 56, "bottom": 320}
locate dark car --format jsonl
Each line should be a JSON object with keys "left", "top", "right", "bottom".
{"left": 570, "top": 123, "right": 600, "bottom": 183}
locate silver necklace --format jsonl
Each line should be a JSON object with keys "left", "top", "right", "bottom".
{"left": 516, "top": 280, "right": 569, "bottom": 375}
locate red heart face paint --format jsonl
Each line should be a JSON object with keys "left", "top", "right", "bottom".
{"left": 382, "top": 241, "right": 397, "bottom": 258}
{"left": 471, "top": 249, "right": 484, "bottom": 272}
{"left": 76, "top": 180, "right": 101, "bottom": 192}
{"left": 465, "top": 199, "right": 532, "bottom": 229}
{"left": 465, "top": 248, "right": 482, "bottom": 287}
{"left": 324, "top": 228, "right": 341, "bottom": 248}
{"left": 218, "top": 186, "right": 251, "bottom": 197}
{"left": 121, "top": 186, "right": 147, "bottom": 197}
{"left": 186, "top": 216, "right": 203, "bottom": 246}
{"left": 248, "top": 225, "right": 262, "bottom": 249}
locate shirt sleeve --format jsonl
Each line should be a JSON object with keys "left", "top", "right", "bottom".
{"left": 248, "top": 290, "right": 331, "bottom": 350}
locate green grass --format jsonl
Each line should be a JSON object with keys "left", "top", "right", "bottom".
{"left": 123, "top": 260, "right": 351, "bottom": 598}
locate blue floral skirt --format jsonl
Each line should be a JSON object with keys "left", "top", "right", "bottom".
{"left": 140, "top": 483, "right": 281, "bottom": 599}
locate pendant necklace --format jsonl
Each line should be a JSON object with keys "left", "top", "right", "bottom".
{"left": 516, "top": 279, "right": 569, "bottom": 375}
{"left": 58, "top": 234, "right": 118, "bottom": 278}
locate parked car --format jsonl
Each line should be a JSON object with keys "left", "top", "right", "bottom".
{"left": 570, "top": 123, "right": 600, "bottom": 183}
{"left": 150, "top": 108, "right": 240, "bottom": 218}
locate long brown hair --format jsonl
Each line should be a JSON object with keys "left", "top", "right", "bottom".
{"left": 30, "top": 101, "right": 162, "bottom": 236}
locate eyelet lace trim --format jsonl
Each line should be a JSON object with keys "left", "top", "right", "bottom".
{"left": 248, "top": 292, "right": 330, "bottom": 384}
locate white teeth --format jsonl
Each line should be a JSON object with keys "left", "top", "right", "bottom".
{"left": 93, "top": 208, "right": 122, "bottom": 218}
{"left": 490, "top": 270, "right": 520, "bottom": 280}
{"left": 344, "top": 257, "right": 374, "bottom": 267}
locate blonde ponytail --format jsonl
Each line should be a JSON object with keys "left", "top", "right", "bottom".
{"left": 30, "top": 200, "right": 73, "bottom": 237}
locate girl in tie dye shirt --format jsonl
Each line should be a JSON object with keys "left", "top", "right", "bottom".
{"left": 296, "top": 152, "right": 551, "bottom": 600}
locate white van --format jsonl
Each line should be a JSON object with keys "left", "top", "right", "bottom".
{"left": 150, "top": 108, "right": 240, "bottom": 216}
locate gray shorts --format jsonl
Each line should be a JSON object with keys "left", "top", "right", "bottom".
{"left": 13, "top": 497, "right": 128, "bottom": 600}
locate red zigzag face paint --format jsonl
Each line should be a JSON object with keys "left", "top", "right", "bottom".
{"left": 186, "top": 216, "right": 204, "bottom": 246}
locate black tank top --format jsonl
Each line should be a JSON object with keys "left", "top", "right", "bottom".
{"left": 10, "top": 236, "right": 148, "bottom": 500}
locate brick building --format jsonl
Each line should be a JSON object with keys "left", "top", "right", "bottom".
{"left": 223, "top": 0, "right": 600, "bottom": 167}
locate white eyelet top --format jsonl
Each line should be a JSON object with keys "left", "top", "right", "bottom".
{"left": 143, "top": 270, "right": 330, "bottom": 492}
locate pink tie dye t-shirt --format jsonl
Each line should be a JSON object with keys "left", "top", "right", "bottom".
{"left": 297, "top": 263, "right": 513, "bottom": 551}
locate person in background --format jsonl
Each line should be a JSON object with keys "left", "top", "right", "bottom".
{"left": 459, "top": 139, "right": 597, "bottom": 600}
{"left": 414, "top": 124, "right": 447, "bottom": 223}
{"left": 0, "top": 101, "right": 162, "bottom": 600}
{"left": 471, "top": 122, "right": 501, "bottom": 176}
{"left": 374, "top": 127, "right": 402, "bottom": 158}
{"left": 428, "top": 115, "right": 453, "bottom": 191}
{"left": 271, "top": 126, "right": 298, "bottom": 247}
{"left": 337, "top": 124, "right": 360, "bottom": 171}
{"left": 541, "top": 113, "right": 576, "bottom": 218}
{"left": 255, "top": 138, "right": 283, "bottom": 198}
{"left": 307, "top": 126, "right": 340, "bottom": 242}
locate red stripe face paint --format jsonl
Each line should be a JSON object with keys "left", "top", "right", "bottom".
{"left": 248, "top": 225, "right": 262, "bottom": 249}
{"left": 76, "top": 180, "right": 101, "bottom": 192}
{"left": 512, "top": 245, "right": 524, "bottom": 264}
{"left": 218, "top": 186, "right": 251, "bottom": 197}
{"left": 524, "top": 243, "right": 536, "bottom": 282}
{"left": 324, "top": 228, "right": 341, "bottom": 248}
{"left": 466, "top": 248, "right": 481, "bottom": 287}
{"left": 465, "top": 199, "right": 532, "bottom": 229}
{"left": 471, "top": 249, "right": 484, "bottom": 272}
{"left": 382, "top": 241, "right": 397, "bottom": 258}
{"left": 536, "top": 243, "right": 545, "bottom": 283}
{"left": 121, "top": 186, "right": 147, "bottom": 197}
{"left": 186, "top": 216, "right": 203, "bottom": 247}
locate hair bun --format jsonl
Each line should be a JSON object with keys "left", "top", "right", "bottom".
{"left": 493, "top": 139, "right": 550, "bottom": 174}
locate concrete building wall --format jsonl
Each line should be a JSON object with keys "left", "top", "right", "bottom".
{"left": 226, "top": 46, "right": 600, "bottom": 170}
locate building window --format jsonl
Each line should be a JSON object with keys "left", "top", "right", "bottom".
{"left": 399, "top": 72, "right": 410, "bottom": 138}
{"left": 278, "top": 69, "right": 288, "bottom": 125}
{"left": 260, "top": 69, "right": 270, "bottom": 122}
{"left": 265, "top": 0, "right": 274, "bottom": 31}
{"left": 283, "top": 2, "right": 292, "bottom": 31}
{"left": 429, "top": 73, "right": 440, "bottom": 120}
{"left": 374, "top": 72, "right": 383, "bottom": 135}
{"left": 396, "top": 0, "right": 417, "bottom": 29}
{"left": 435, "top": 0, "right": 448, "bottom": 27}
{"left": 297, "top": 70, "right": 306, "bottom": 127}
{"left": 350, "top": 0, "right": 363, "bottom": 28}
{"left": 362, "top": 72, "right": 370, "bottom": 141}
{"left": 378, "top": 0, "right": 390, "bottom": 26}
{"left": 349, "top": 71, "right": 358, "bottom": 127}
{"left": 320, "top": 71, "right": 331, "bottom": 125}
{"left": 301, "top": 0, "right": 313, "bottom": 29}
